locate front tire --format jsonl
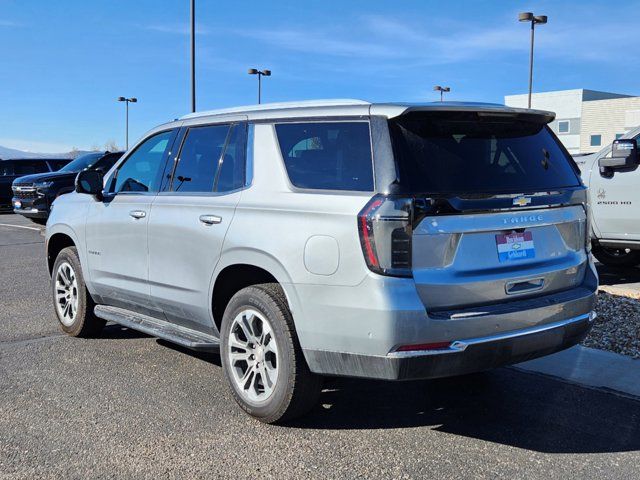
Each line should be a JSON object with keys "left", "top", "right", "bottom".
{"left": 220, "top": 283, "right": 322, "bottom": 423}
{"left": 51, "top": 246, "right": 105, "bottom": 337}
{"left": 592, "top": 243, "right": 640, "bottom": 267}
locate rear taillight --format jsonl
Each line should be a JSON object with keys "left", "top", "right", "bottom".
{"left": 358, "top": 195, "right": 414, "bottom": 277}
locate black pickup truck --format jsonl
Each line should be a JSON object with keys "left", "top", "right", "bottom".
{"left": 12, "top": 151, "right": 123, "bottom": 224}
{"left": 0, "top": 158, "right": 71, "bottom": 212}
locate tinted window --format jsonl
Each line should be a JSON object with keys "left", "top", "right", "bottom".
{"left": 47, "top": 160, "right": 71, "bottom": 171}
{"left": 172, "top": 123, "right": 246, "bottom": 193}
{"left": 0, "top": 161, "right": 16, "bottom": 176}
{"left": 388, "top": 112, "right": 581, "bottom": 195}
{"left": 216, "top": 124, "right": 246, "bottom": 192}
{"left": 172, "top": 125, "right": 229, "bottom": 192}
{"left": 590, "top": 135, "right": 602, "bottom": 147}
{"left": 0, "top": 160, "right": 50, "bottom": 176}
{"left": 93, "top": 152, "right": 123, "bottom": 172}
{"left": 112, "top": 131, "right": 174, "bottom": 193}
{"left": 275, "top": 122, "right": 373, "bottom": 191}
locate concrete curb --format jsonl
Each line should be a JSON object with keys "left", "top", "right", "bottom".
{"left": 512, "top": 345, "right": 640, "bottom": 399}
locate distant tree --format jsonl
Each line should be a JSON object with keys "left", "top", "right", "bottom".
{"left": 90, "top": 144, "right": 100, "bottom": 152}
{"left": 104, "top": 140, "right": 120, "bottom": 152}
{"left": 68, "top": 147, "right": 81, "bottom": 159}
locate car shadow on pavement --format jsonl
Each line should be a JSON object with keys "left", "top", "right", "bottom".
{"left": 288, "top": 368, "right": 640, "bottom": 454}
{"left": 596, "top": 263, "right": 640, "bottom": 286}
{"left": 101, "top": 324, "right": 153, "bottom": 340}
{"left": 106, "top": 326, "right": 640, "bottom": 454}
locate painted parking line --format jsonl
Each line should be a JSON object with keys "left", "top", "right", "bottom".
{"left": 0, "top": 223, "right": 42, "bottom": 231}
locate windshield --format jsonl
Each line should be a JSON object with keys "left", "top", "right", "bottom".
{"left": 388, "top": 112, "right": 581, "bottom": 195}
{"left": 59, "top": 152, "right": 103, "bottom": 172}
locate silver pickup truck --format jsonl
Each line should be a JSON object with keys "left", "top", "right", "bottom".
{"left": 577, "top": 126, "right": 640, "bottom": 266}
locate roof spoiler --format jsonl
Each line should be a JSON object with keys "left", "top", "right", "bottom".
{"left": 396, "top": 105, "right": 555, "bottom": 124}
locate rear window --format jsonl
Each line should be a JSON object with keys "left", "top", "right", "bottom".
{"left": 388, "top": 112, "right": 581, "bottom": 194}
{"left": 275, "top": 122, "right": 374, "bottom": 191}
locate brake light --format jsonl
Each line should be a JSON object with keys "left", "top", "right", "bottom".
{"left": 357, "top": 195, "right": 414, "bottom": 277}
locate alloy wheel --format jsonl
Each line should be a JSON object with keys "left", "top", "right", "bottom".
{"left": 55, "top": 261, "right": 79, "bottom": 326}
{"left": 227, "top": 308, "right": 279, "bottom": 403}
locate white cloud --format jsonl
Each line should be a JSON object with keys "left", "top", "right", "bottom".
{"left": 226, "top": 11, "right": 638, "bottom": 67}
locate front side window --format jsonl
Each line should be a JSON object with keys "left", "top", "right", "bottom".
{"left": 275, "top": 122, "right": 374, "bottom": 191}
{"left": 590, "top": 135, "right": 602, "bottom": 147}
{"left": 111, "top": 130, "right": 174, "bottom": 193}
{"left": 48, "top": 159, "right": 71, "bottom": 171}
{"left": 59, "top": 153, "right": 103, "bottom": 172}
{"left": 171, "top": 123, "right": 246, "bottom": 193}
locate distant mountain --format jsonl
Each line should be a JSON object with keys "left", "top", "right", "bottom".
{"left": 0, "top": 145, "right": 91, "bottom": 159}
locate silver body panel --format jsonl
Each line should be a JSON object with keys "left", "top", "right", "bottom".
{"left": 46, "top": 100, "right": 596, "bottom": 380}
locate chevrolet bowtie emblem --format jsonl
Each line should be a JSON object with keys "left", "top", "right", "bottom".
{"left": 513, "top": 196, "right": 532, "bottom": 207}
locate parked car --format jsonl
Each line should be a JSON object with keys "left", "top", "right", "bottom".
{"left": 578, "top": 126, "right": 640, "bottom": 266}
{"left": 12, "top": 151, "right": 123, "bottom": 224}
{"left": 0, "top": 158, "right": 70, "bottom": 211}
{"left": 45, "top": 100, "right": 597, "bottom": 423}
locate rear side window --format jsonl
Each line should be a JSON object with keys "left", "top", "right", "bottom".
{"left": 1, "top": 160, "right": 49, "bottom": 176}
{"left": 389, "top": 112, "right": 581, "bottom": 194}
{"left": 275, "top": 122, "right": 374, "bottom": 191}
{"left": 0, "top": 161, "right": 16, "bottom": 176}
{"left": 171, "top": 123, "right": 246, "bottom": 193}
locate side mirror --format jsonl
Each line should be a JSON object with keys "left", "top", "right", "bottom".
{"left": 599, "top": 139, "right": 638, "bottom": 171}
{"left": 75, "top": 169, "right": 104, "bottom": 199}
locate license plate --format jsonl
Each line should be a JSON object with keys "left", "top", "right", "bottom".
{"left": 496, "top": 231, "right": 535, "bottom": 262}
{"left": 14, "top": 200, "right": 21, "bottom": 209}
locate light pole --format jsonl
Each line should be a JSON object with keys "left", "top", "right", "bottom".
{"left": 248, "top": 68, "right": 271, "bottom": 104}
{"left": 190, "top": 0, "right": 196, "bottom": 112}
{"left": 117, "top": 97, "right": 137, "bottom": 150}
{"left": 433, "top": 85, "right": 450, "bottom": 102}
{"left": 519, "top": 12, "right": 547, "bottom": 108}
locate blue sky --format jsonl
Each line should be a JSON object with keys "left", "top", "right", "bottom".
{"left": 1, "top": 0, "right": 639, "bottom": 152}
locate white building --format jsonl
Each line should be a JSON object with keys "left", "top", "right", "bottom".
{"left": 504, "top": 89, "right": 633, "bottom": 154}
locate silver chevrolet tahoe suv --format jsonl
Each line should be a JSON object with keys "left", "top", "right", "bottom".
{"left": 46, "top": 100, "right": 597, "bottom": 423}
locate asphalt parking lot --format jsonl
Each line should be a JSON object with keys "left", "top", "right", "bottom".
{"left": 1, "top": 213, "right": 640, "bottom": 479}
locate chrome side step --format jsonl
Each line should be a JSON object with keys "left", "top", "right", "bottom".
{"left": 94, "top": 305, "right": 220, "bottom": 353}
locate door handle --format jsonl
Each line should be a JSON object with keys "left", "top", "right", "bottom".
{"left": 505, "top": 277, "right": 544, "bottom": 295}
{"left": 129, "top": 210, "right": 147, "bottom": 219}
{"left": 199, "top": 214, "right": 222, "bottom": 225}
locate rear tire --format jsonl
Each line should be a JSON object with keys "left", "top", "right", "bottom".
{"left": 592, "top": 243, "right": 640, "bottom": 267}
{"left": 30, "top": 218, "right": 46, "bottom": 226}
{"left": 220, "top": 283, "right": 322, "bottom": 424}
{"left": 51, "top": 246, "right": 105, "bottom": 337}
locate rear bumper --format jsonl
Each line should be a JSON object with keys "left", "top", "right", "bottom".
{"left": 304, "top": 312, "right": 594, "bottom": 380}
